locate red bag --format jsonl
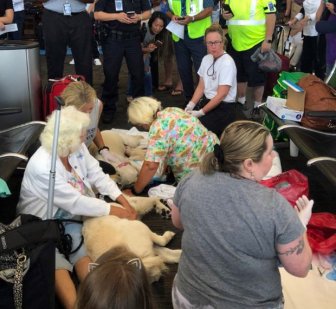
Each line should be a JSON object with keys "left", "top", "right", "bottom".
{"left": 307, "top": 212, "right": 336, "bottom": 255}
{"left": 259, "top": 169, "right": 309, "bottom": 206}
{"left": 42, "top": 75, "right": 85, "bottom": 120}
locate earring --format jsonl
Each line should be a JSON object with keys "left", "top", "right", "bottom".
{"left": 250, "top": 171, "right": 255, "bottom": 180}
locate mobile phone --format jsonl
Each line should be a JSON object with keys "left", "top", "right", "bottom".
{"left": 222, "top": 4, "right": 234, "bottom": 16}
{"left": 177, "top": 17, "right": 185, "bottom": 20}
{"left": 127, "top": 11, "right": 135, "bottom": 17}
{"left": 154, "top": 40, "right": 163, "bottom": 47}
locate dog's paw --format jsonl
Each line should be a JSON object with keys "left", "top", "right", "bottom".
{"left": 153, "top": 199, "right": 172, "bottom": 219}
{"left": 160, "top": 208, "right": 171, "bottom": 220}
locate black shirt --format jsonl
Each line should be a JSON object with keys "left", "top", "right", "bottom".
{"left": 0, "top": 0, "right": 13, "bottom": 17}
{"left": 95, "top": 0, "right": 151, "bottom": 32}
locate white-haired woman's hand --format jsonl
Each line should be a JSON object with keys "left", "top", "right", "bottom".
{"left": 295, "top": 195, "right": 314, "bottom": 227}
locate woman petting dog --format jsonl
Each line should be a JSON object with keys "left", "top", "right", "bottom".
{"left": 61, "top": 81, "right": 121, "bottom": 173}
{"left": 126, "top": 96, "right": 219, "bottom": 196}
{"left": 17, "top": 107, "right": 136, "bottom": 309}
{"left": 170, "top": 121, "right": 314, "bottom": 308}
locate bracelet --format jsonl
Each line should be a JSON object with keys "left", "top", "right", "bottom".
{"left": 265, "top": 39, "right": 272, "bottom": 44}
{"left": 98, "top": 146, "right": 109, "bottom": 154}
{"left": 131, "top": 186, "right": 141, "bottom": 196}
{"left": 192, "top": 16, "right": 195, "bottom": 22}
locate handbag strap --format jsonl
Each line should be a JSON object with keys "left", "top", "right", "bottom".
{"left": 0, "top": 219, "right": 60, "bottom": 253}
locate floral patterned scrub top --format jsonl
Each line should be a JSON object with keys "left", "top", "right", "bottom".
{"left": 146, "top": 107, "right": 219, "bottom": 181}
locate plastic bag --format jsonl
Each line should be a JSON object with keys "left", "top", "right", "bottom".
{"left": 259, "top": 169, "right": 309, "bottom": 206}
{"left": 307, "top": 212, "right": 336, "bottom": 255}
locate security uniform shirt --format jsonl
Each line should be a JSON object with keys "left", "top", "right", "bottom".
{"left": 95, "top": 0, "right": 151, "bottom": 32}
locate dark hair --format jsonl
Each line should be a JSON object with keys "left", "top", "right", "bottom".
{"left": 148, "top": 11, "right": 167, "bottom": 29}
{"left": 75, "top": 246, "right": 153, "bottom": 309}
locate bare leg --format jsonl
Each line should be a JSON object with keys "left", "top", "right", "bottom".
{"left": 237, "top": 82, "right": 247, "bottom": 99}
{"left": 163, "top": 55, "right": 173, "bottom": 86}
{"left": 55, "top": 269, "right": 77, "bottom": 309}
{"left": 253, "top": 85, "right": 264, "bottom": 105}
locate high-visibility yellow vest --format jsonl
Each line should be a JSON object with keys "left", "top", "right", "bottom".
{"left": 226, "top": 0, "right": 276, "bottom": 51}
{"left": 168, "top": 0, "right": 211, "bottom": 41}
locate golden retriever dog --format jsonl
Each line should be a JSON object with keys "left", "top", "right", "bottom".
{"left": 83, "top": 196, "right": 181, "bottom": 283}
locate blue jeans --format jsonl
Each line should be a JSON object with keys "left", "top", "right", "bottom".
{"left": 174, "top": 34, "right": 207, "bottom": 102}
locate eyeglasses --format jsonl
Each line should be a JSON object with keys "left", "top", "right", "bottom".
{"left": 205, "top": 40, "right": 222, "bottom": 46}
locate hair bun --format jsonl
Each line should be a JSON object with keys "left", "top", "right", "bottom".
{"left": 214, "top": 144, "right": 224, "bottom": 164}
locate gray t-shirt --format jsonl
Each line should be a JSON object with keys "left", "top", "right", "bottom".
{"left": 173, "top": 170, "right": 305, "bottom": 308}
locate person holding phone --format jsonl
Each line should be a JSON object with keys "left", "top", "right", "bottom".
{"left": 166, "top": 0, "right": 213, "bottom": 105}
{"left": 127, "top": 11, "right": 167, "bottom": 101}
{"left": 222, "top": 0, "right": 277, "bottom": 120}
{"left": 94, "top": 0, "right": 151, "bottom": 124}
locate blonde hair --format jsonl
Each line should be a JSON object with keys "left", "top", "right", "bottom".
{"left": 60, "top": 81, "right": 97, "bottom": 109}
{"left": 204, "top": 23, "right": 227, "bottom": 49}
{"left": 200, "top": 121, "right": 270, "bottom": 175}
{"left": 40, "top": 106, "right": 90, "bottom": 157}
{"left": 127, "top": 97, "right": 162, "bottom": 126}
{"left": 76, "top": 246, "right": 153, "bottom": 309}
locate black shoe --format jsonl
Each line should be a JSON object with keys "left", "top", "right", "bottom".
{"left": 250, "top": 107, "right": 262, "bottom": 121}
{"left": 102, "top": 112, "right": 114, "bottom": 124}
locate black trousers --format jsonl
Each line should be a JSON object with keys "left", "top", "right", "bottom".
{"left": 101, "top": 35, "right": 144, "bottom": 114}
{"left": 199, "top": 102, "right": 239, "bottom": 138}
{"left": 42, "top": 9, "right": 93, "bottom": 84}
{"left": 300, "top": 35, "right": 326, "bottom": 80}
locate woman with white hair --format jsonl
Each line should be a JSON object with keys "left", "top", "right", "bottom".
{"left": 17, "top": 106, "right": 136, "bottom": 309}
{"left": 127, "top": 97, "right": 219, "bottom": 195}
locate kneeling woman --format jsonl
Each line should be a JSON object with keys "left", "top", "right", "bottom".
{"left": 127, "top": 97, "right": 219, "bottom": 195}
{"left": 185, "top": 24, "right": 239, "bottom": 138}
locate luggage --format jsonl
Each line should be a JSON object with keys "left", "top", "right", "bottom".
{"left": 298, "top": 74, "right": 336, "bottom": 131}
{"left": 264, "top": 25, "right": 290, "bottom": 98}
{"left": 0, "top": 214, "right": 60, "bottom": 309}
{"left": 264, "top": 54, "right": 290, "bottom": 98}
{"left": 42, "top": 75, "right": 85, "bottom": 120}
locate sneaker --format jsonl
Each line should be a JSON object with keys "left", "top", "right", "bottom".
{"left": 93, "top": 58, "right": 102, "bottom": 66}
{"left": 69, "top": 58, "right": 75, "bottom": 65}
{"left": 126, "top": 96, "right": 133, "bottom": 103}
{"left": 250, "top": 107, "right": 262, "bottom": 122}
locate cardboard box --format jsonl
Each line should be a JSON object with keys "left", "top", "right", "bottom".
{"left": 266, "top": 80, "right": 305, "bottom": 122}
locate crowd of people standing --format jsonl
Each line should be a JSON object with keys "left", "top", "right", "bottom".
{"left": 1, "top": 0, "right": 332, "bottom": 308}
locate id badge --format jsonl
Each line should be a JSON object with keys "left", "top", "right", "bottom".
{"left": 63, "top": 2, "right": 72, "bottom": 16}
{"left": 190, "top": 3, "right": 196, "bottom": 15}
{"left": 115, "top": 0, "right": 123, "bottom": 11}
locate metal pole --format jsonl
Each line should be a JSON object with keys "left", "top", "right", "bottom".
{"left": 46, "top": 96, "right": 64, "bottom": 219}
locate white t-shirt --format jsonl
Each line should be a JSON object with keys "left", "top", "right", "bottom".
{"left": 198, "top": 53, "right": 237, "bottom": 103}
{"left": 295, "top": 0, "right": 322, "bottom": 37}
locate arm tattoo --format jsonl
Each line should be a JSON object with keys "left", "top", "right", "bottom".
{"left": 277, "top": 239, "right": 304, "bottom": 256}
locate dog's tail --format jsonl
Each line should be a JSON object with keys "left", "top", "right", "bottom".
{"left": 142, "top": 256, "right": 169, "bottom": 283}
